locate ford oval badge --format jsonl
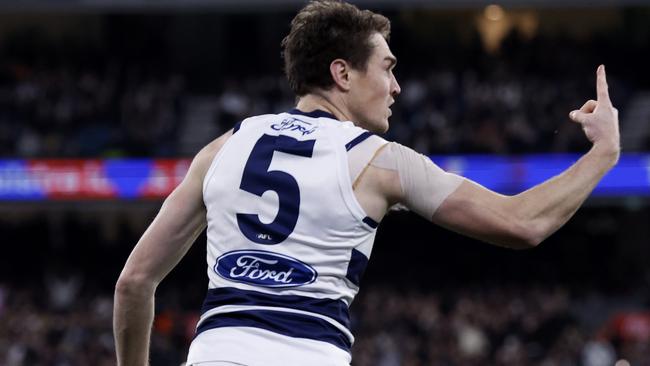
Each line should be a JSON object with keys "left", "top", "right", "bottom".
{"left": 214, "top": 250, "right": 317, "bottom": 288}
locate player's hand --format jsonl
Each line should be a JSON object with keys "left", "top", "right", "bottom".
{"left": 569, "top": 65, "right": 620, "bottom": 158}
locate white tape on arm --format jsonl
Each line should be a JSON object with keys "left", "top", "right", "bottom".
{"left": 370, "top": 142, "right": 464, "bottom": 219}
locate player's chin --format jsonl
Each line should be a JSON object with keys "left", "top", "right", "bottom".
{"left": 379, "top": 119, "right": 390, "bottom": 133}
{"left": 368, "top": 119, "right": 389, "bottom": 134}
{"left": 382, "top": 113, "right": 392, "bottom": 132}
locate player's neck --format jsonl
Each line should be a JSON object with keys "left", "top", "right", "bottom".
{"left": 296, "top": 93, "right": 353, "bottom": 122}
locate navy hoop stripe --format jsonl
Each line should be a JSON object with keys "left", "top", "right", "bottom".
{"left": 345, "top": 249, "right": 369, "bottom": 286}
{"left": 288, "top": 108, "right": 338, "bottom": 120}
{"left": 200, "top": 287, "right": 350, "bottom": 329}
{"left": 345, "top": 132, "right": 373, "bottom": 151}
{"left": 196, "top": 309, "right": 352, "bottom": 351}
{"left": 362, "top": 216, "right": 379, "bottom": 229}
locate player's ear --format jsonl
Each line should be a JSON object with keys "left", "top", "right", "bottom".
{"left": 330, "top": 59, "right": 352, "bottom": 92}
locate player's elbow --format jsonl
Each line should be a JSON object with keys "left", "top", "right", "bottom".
{"left": 501, "top": 236, "right": 540, "bottom": 250}
{"left": 506, "top": 220, "right": 545, "bottom": 250}
{"left": 115, "top": 271, "right": 156, "bottom": 299}
{"left": 481, "top": 222, "right": 543, "bottom": 250}
{"left": 519, "top": 230, "right": 544, "bottom": 249}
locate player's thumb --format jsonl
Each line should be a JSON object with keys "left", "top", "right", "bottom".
{"left": 569, "top": 110, "right": 589, "bottom": 124}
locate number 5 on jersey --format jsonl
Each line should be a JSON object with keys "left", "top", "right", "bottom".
{"left": 237, "top": 134, "right": 315, "bottom": 245}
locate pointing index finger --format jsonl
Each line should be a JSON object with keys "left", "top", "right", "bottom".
{"left": 597, "top": 64, "right": 612, "bottom": 107}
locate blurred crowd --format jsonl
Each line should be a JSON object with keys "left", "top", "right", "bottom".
{"left": 1, "top": 27, "right": 648, "bottom": 158}
{"left": 0, "top": 66, "right": 184, "bottom": 157}
{"left": 0, "top": 63, "right": 642, "bottom": 158}
{"left": 1, "top": 283, "right": 648, "bottom": 366}
{"left": 352, "top": 286, "right": 649, "bottom": 366}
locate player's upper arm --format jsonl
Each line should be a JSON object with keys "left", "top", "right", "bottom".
{"left": 116, "top": 130, "right": 233, "bottom": 288}
{"left": 370, "top": 142, "right": 464, "bottom": 217}
{"left": 371, "top": 142, "right": 536, "bottom": 249}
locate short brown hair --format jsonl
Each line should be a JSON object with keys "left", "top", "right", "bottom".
{"left": 281, "top": 0, "right": 391, "bottom": 96}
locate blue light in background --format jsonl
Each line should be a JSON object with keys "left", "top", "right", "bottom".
{"left": 0, "top": 154, "right": 648, "bottom": 200}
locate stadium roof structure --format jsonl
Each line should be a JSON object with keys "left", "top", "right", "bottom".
{"left": 0, "top": 0, "right": 648, "bottom": 12}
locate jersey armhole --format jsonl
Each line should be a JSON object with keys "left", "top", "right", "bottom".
{"left": 352, "top": 142, "right": 390, "bottom": 190}
{"left": 335, "top": 132, "right": 388, "bottom": 231}
{"left": 347, "top": 134, "right": 387, "bottom": 184}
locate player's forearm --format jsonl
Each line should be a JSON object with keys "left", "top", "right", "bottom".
{"left": 114, "top": 278, "right": 156, "bottom": 366}
{"left": 510, "top": 143, "right": 619, "bottom": 244}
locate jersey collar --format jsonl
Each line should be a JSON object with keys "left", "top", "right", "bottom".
{"left": 288, "top": 108, "right": 339, "bottom": 121}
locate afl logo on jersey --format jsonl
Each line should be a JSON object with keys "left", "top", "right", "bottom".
{"left": 215, "top": 250, "right": 317, "bottom": 288}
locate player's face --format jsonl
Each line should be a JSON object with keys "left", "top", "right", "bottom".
{"left": 348, "top": 33, "right": 401, "bottom": 133}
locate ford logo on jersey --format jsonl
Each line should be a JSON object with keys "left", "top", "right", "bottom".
{"left": 214, "top": 250, "right": 317, "bottom": 288}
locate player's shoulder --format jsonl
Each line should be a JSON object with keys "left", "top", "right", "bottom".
{"left": 191, "top": 129, "right": 234, "bottom": 181}
{"left": 190, "top": 111, "right": 291, "bottom": 179}
{"left": 341, "top": 123, "right": 388, "bottom": 153}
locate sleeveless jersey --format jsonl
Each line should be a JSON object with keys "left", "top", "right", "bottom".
{"left": 194, "top": 109, "right": 379, "bottom": 359}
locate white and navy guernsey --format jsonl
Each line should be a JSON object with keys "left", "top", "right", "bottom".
{"left": 198, "top": 109, "right": 378, "bottom": 354}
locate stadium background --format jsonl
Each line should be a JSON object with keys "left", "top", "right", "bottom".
{"left": 0, "top": 0, "right": 649, "bottom": 365}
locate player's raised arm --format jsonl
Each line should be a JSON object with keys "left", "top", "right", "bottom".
{"left": 430, "top": 65, "right": 619, "bottom": 249}
{"left": 113, "top": 131, "right": 231, "bottom": 366}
